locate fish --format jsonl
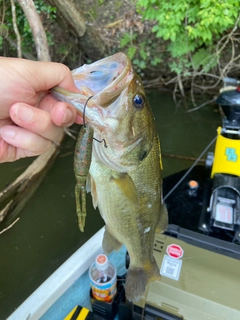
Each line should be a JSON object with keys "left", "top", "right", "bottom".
{"left": 52, "top": 52, "right": 168, "bottom": 302}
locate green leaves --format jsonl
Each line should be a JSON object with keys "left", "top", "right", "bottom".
{"left": 119, "top": 30, "right": 162, "bottom": 74}
{"left": 192, "top": 48, "right": 218, "bottom": 72}
{"left": 120, "top": 33, "right": 136, "bottom": 48}
{"left": 168, "top": 34, "right": 195, "bottom": 58}
{"left": 136, "top": 0, "right": 240, "bottom": 75}
{"left": 138, "top": 0, "right": 239, "bottom": 46}
{"left": 127, "top": 46, "right": 137, "bottom": 60}
{"left": 1, "top": 0, "right": 56, "bottom": 55}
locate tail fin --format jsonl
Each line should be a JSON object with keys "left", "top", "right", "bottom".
{"left": 125, "top": 258, "right": 160, "bottom": 302}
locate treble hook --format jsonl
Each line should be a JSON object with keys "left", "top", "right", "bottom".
{"left": 82, "top": 95, "right": 108, "bottom": 148}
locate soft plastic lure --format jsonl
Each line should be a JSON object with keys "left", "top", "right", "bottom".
{"left": 74, "top": 123, "right": 94, "bottom": 232}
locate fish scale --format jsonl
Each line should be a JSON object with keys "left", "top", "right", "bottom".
{"left": 51, "top": 52, "right": 168, "bottom": 301}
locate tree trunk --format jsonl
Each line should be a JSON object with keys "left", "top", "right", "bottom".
{"left": 80, "top": 26, "right": 106, "bottom": 61}
{"left": 47, "top": 0, "right": 86, "bottom": 37}
{"left": 18, "top": 0, "right": 51, "bottom": 61}
{"left": 46, "top": 0, "right": 106, "bottom": 60}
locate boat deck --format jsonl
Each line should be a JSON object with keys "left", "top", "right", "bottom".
{"left": 41, "top": 246, "right": 127, "bottom": 320}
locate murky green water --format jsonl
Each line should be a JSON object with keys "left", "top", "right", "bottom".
{"left": 0, "top": 91, "right": 220, "bottom": 319}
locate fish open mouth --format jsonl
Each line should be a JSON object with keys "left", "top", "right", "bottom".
{"left": 51, "top": 52, "right": 134, "bottom": 134}
{"left": 51, "top": 53, "right": 133, "bottom": 126}
{"left": 72, "top": 62, "right": 124, "bottom": 95}
{"left": 72, "top": 52, "right": 132, "bottom": 106}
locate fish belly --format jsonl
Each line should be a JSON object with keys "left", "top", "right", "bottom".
{"left": 89, "top": 136, "right": 165, "bottom": 301}
{"left": 90, "top": 142, "right": 161, "bottom": 254}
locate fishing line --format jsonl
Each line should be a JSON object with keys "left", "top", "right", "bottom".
{"left": 163, "top": 135, "right": 217, "bottom": 201}
{"left": 82, "top": 95, "right": 108, "bottom": 148}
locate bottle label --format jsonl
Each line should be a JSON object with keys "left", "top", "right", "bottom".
{"left": 91, "top": 275, "right": 116, "bottom": 302}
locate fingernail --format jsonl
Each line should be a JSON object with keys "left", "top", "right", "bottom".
{"left": 16, "top": 105, "right": 34, "bottom": 122}
{"left": 62, "top": 108, "right": 73, "bottom": 125}
{"left": 0, "top": 127, "right": 16, "bottom": 139}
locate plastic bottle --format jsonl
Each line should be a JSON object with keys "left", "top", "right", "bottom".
{"left": 89, "top": 254, "right": 117, "bottom": 302}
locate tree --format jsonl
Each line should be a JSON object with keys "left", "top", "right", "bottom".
{"left": 46, "top": 0, "right": 106, "bottom": 60}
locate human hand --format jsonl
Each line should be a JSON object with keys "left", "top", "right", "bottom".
{"left": 0, "top": 57, "right": 82, "bottom": 163}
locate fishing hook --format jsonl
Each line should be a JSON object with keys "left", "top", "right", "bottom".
{"left": 82, "top": 95, "right": 108, "bottom": 148}
{"left": 94, "top": 137, "right": 108, "bottom": 148}
{"left": 82, "top": 95, "right": 93, "bottom": 128}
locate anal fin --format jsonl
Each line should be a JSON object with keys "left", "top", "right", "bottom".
{"left": 87, "top": 174, "right": 98, "bottom": 209}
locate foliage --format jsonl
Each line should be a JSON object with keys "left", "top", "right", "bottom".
{"left": 119, "top": 32, "right": 162, "bottom": 76}
{"left": 136, "top": 0, "right": 240, "bottom": 75}
{"left": 0, "top": 0, "right": 56, "bottom": 56}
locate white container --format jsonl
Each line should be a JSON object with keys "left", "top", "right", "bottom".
{"left": 89, "top": 254, "right": 117, "bottom": 302}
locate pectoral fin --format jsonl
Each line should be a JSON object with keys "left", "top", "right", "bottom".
{"left": 87, "top": 174, "right": 98, "bottom": 209}
{"left": 102, "top": 227, "right": 122, "bottom": 254}
{"left": 111, "top": 173, "right": 138, "bottom": 204}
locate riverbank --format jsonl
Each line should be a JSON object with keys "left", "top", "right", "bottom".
{"left": 2, "top": 0, "right": 239, "bottom": 95}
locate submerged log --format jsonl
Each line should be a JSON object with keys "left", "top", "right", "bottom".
{"left": 0, "top": 147, "right": 60, "bottom": 223}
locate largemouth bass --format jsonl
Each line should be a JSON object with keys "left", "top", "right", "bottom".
{"left": 52, "top": 53, "right": 168, "bottom": 302}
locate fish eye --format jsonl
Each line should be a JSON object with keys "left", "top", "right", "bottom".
{"left": 133, "top": 94, "right": 144, "bottom": 108}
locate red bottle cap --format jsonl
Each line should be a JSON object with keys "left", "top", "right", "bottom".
{"left": 96, "top": 254, "right": 108, "bottom": 270}
{"left": 188, "top": 180, "right": 199, "bottom": 189}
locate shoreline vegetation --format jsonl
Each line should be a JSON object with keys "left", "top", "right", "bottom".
{"left": 0, "top": 0, "right": 239, "bottom": 96}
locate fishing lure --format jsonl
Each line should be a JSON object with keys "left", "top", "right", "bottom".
{"left": 74, "top": 123, "right": 94, "bottom": 232}
{"left": 74, "top": 96, "right": 94, "bottom": 232}
{"left": 73, "top": 95, "right": 107, "bottom": 231}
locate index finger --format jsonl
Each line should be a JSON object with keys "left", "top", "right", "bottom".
{"left": 0, "top": 57, "right": 80, "bottom": 93}
{"left": 27, "top": 61, "right": 80, "bottom": 93}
